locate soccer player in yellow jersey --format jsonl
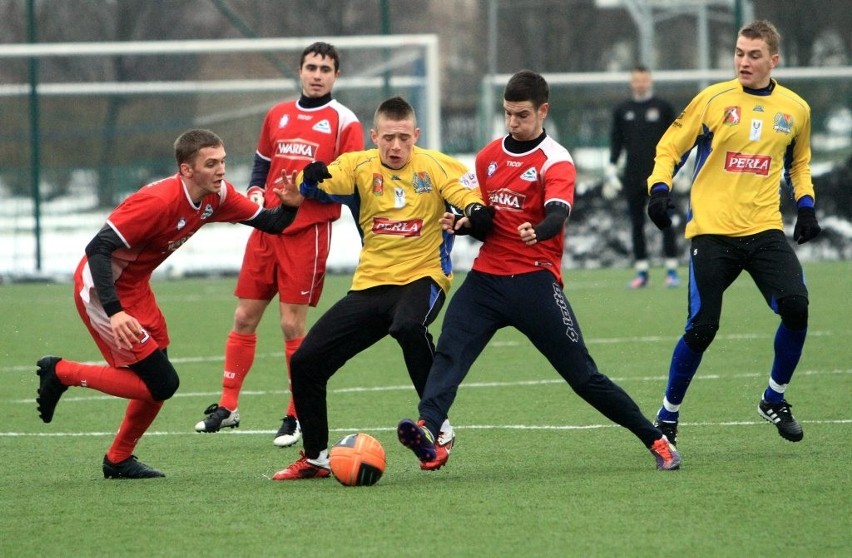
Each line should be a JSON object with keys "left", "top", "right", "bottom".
{"left": 646, "top": 20, "right": 821, "bottom": 447}
{"left": 272, "top": 96, "right": 490, "bottom": 480}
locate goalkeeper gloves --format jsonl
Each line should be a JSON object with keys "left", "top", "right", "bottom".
{"left": 793, "top": 206, "right": 821, "bottom": 244}
{"left": 647, "top": 183, "right": 675, "bottom": 230}
{"left": 601, "top": 163, "right": 622, "bottom": 200}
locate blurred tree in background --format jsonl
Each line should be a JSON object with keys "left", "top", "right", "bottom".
{"left": 1, "top": 0, "right": 849, "bottom": 207}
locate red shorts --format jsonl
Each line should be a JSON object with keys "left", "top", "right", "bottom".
{"left": 234, "top": 223, "right": 332, "bottom": 306}
{"left": 73, "top": 259, "right": 165, "bottom": 368}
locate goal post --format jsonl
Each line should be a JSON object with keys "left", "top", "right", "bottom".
{"left": 0, "top": 35, "right": 440, "bottom": 277}
{"left": 0, "top": 35, "right": 441, "bottom": 149}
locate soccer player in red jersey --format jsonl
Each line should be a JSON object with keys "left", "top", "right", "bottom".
{"left": 396, "top": 70, "right": 681, "bottom": 472}
{"left": 194, "top": 42, "right": 364, "bottom": 447}
{"left": 35, "top": 129, "right": 301, "bottom": 478}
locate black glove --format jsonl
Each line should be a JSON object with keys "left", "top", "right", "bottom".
{"left": 793, "top": 206, "right": 821, "bottom": 244}
{"left": 302, "top": 161, "right": 332, "bottom": 185}
{"left": 647, "top": 185, "right": 675, "bottom": 230}
{"left": 464, "top": 203, "right": 495, "bottom": 240}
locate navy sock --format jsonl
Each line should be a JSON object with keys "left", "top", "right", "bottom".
{"left": 764, "top": 324, "right": 806, "bottom": 403}
{"left": 658, "top": 337, "right": 703, "bottom": 422}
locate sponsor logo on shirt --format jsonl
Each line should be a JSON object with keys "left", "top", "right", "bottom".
{"left": 646, "top": 107, "right": 660, "bottom": 122}
{"left": 724, "top": 152, "right": 770, "bottom": 175}
{"left": 750, "top": 119, "right": 763, "bottom": 142}
{"left": 413, "top": 172, "right": 433, "bottom": 193}
{"left": 753, "top": 105, "right": 765, "bottom": 112}
{"left": 520, "top": 168, "right": 538, "bottom": 182}
{"left": 372, "top": 217, "right": 423, "bottom": 237}
{"left": 372, "top": 174, "right": 384, "bottom": 196}
{"left": 167, "top": 234, "right": 192, "bottom": 252}
{"left": 278, "top": 115, "right": 289, "bottom": 128}
{"left": 312, "top": 119, "right": 332, "bottom": 134}
{"left": 275, "top": 139, "right": 318, "bottom": 160}
{"left": 773, "top": 113, "right": 793, "bottom": 134}
{"left": 488, "top": 188, "right": 526, "bottom": 211}
{"left": 723, "top": 106, "right": 741, "bottom": 126}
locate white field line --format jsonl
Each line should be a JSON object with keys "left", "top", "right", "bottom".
{"left": 5, "top": 364, "right": 850, "bottom": 437}
{"left": 0, "top": 329, "right": 835, "bottom": 375}
{"left": 9, "top": 367, "right": 852, "bottom": 405}
{"left": 3, "top": 419, "right": 851, "bottom": 438}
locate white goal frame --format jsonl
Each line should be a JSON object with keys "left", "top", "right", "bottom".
{"left": 0, "top": 34, "right": 442, "bottom": 150}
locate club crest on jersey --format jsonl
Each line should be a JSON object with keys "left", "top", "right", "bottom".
{"left": 372, "top": 174, "right": 384, "bottom": 196}
{"left": 773, "top": 113, "right": 793, "bottom": 134}
{"left": 176, "top": 217, "right": 186, "bottom": 230}
{"left": 275, "top": 140, "right": 318, "bottom": 161}
{"left": 459, "top": 171, "right": 479, "bottom": 189}
{"left": 413, "top": 172, "right": 433, "bottom": 193}
{"left": 201, "top": 203, "right": 214, "bottom": 219}
{"left": 723, "top": 106, "right": 741, "bottom": 126}
{"left": 520, "top": 167, "right": 538, "bottom": 182}
{"left": 372, "top": 217, "right": 423, "bottom": 237}
{"left": 488, "top": 187, "right": 525, "bottom": 211}
{"left": 487, "top": 161, "right": 497, "bottom": 177}
{"left": 724, "top": 151, "right": 770, "bottom": 175}
{"left": 312, "top": 119, "right": 332, "bottom": 134}
{"left": 646, "top": 107, "right": 660, "bottom": 121}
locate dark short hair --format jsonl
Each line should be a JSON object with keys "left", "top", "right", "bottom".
{"left": 300, "top": 41, "right": 340, "bottom": 71}
{"left": 373, "top": 95, "right": 416, "bottom": 128}
{"left": 174, "top": 129, "right": 223, "bottom": 165}
{"left": 632, "top": 64, "right": 650, "bottom": 73}
{"left": 503, "top": 70, "right": 549, "bottom": 109}
{"left": 739, "top": 20, "right": 781, "bottom": 56}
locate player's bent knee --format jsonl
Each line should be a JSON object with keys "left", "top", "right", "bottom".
{"left": 777, "top": 295, "right": 808, "bottom": 330}
{"left": 388, "top": 320, "right": 423, "bottom": 342}
{"left": 130, "top": 352, "right": 180, "bottom": 401}
{"left": 683, "top": 324, "right": 718, "bottom": 353}
{"left": 148, "top": 369, "right": 180, "bottom": 401}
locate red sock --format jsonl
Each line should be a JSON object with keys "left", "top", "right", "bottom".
{"left": 284, "top": 337, "right": 303, "bottom": 418}
{"left": 106, "top": 399, "right": 164, "bottom": 463}
{"left": 55, "top": 359, "right": 154, "bottom": 401}
{"left": 219, "top": 331, "right": 256, "bottom": 411}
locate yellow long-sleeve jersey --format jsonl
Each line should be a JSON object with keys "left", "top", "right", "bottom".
{"left": 306, "top": 146, "right": 483, "bottom": 293}
{"left": 648, "top": 78, "right": 815, "bottom": 238}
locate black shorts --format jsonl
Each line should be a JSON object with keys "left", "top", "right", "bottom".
{"left": 685, "top": 230, "right": 808, "bottom": 331}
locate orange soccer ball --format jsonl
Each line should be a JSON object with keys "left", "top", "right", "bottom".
{"left": 329, "top": 433, "right": 386, "bottom": 486}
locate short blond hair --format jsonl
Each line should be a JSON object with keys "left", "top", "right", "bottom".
{"left": 739, "top": 20, "right": 780, "bottom": 56}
